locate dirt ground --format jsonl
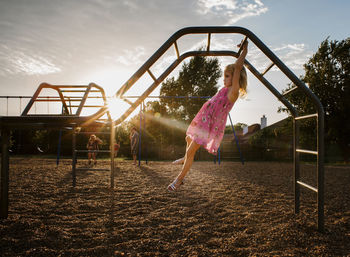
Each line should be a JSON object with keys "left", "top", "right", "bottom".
{"left": 0, "top": 158, "right": 349, "bottom": 256}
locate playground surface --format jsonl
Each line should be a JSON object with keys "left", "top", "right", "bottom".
{"left": 0, "top": 159, "right": 349, "bottom": 256}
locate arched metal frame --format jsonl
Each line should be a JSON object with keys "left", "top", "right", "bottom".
{"left": 0, "top": 26, "right": 324, "bottom": 231}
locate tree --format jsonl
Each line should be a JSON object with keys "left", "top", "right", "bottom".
{"left": 281, "top": 37, "right": 350, "bottom": 162}
{"left": 160, "top": 54, "right": 222, "bottom": 122}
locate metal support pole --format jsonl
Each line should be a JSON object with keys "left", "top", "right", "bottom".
{"left": 138, "top": 104, "right": 142, "bottom": 166}
{"left": 228, "top": 113, "right": 244, "bottom": 165}
{"left": 143, "top": 102, "right": 147, "bottom": 164}
{"left": 0, "top": 129, "right": 10, "bottom": 218}
{"left": 317, "top": 112, "right": 325, "bottom": 232}
{"left": 110, "top": 121, "right": 115, "bottom": 188}
{"left": 218, "top": 147, "right": 221, "bottom": 165}
{"left": 56, "top": 130, "right": 62, "bottom": 166}
{"left": 72, "top": 129, "right": 77, "bottom": 187}
{"left": 294, "top": 118, "right": 300, "bottom": 214}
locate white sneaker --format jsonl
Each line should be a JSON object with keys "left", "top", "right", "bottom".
{"left": 172, "top": 158, "right": 184, "bottom": 165}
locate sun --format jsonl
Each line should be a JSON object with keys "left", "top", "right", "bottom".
{"left": 107, "top": 96, "right": 132, "bottom": 121}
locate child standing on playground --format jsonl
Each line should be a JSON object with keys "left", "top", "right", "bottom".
{"left": 86, "top": 134, "right": 103, "bottom": 165}
{"left": 130, "top": 127, "right": 139, "bottom": 165}
{"left": 168, "top": 40, "right": 248, "bottom": 192}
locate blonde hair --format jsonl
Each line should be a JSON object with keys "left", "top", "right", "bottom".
{"left": 225, "top": 63, "right": 248, "bottom": 97}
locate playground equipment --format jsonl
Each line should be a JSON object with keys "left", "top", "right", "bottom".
{"left": 0, "top": 26, "right": 324, "bottom": 231}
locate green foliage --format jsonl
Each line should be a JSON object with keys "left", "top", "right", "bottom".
{"left": 249, "top": 128, "right": 275, "bottom": 148}
{"left": 160, "top": 55, "right": 221, "bottom": 122}
{"left": 280, "top": 37, "right": 350, "bottom": 161}
{"left": 224, "top": 123, "right": 247, "bottom": 134}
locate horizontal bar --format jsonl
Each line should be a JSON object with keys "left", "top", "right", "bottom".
{"left": 261, "top": 62, "right": 275, "bottom": 76}
{"left": 296, "top": 149, "right": 318, "bottom": 155}
{"left": 282, "top": 86, "right": 298, "bottom": 96}
{"left": 297, "top": 180, "right": 318, "bottom": 193}
{"left": 295, "top": 113, "right": 317, "bottom": 120}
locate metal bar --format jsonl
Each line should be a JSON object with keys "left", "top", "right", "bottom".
{"left": 261, "top": 62, "right": 275, "bottom": 76}
{"left": 72, "top": 130, "right": 77, "bottom": 187}
{"left": 123, "top": 98, "right": 133, "bottom": 105}
{"left": 283, "top": 86, "right": 298, "bottom": 97}
{"left": 207, "top": 33, "right": 211, "bottom": 51}
{"left": 0, "top": 129, "right": 10, "bottom": 218}
{"left": 110, "top": 121, "right": 115, "bottom": 188}
{"left": 56, "top": 130, "right": 62, "bottom": 166}
{"left": 237, "top": 36, "right": 248, "bottom": 55}
{"left": 174, "top": 41, "right": 180, "bottom": 59}
{"left": 22, "top": 83, "right": 46, "bottom": 115}
{"left": 143, "top": 102, "right": 148, "bottom": 164}
{"left": 76, "top": 85, "right": 92, "bottom": 116}
{"left": 228, "top": 113, "right": 244, "bottom": 165}
{"left": 297, "top": 181, "right": 318, "bottom": 193}
{"left": 294, "top": 116, "right": 300, "bottom": 214}
{"left": 295, "top": 113, "right": 317, "bottom": 120}
{"left": 296, "top": 149, "right": 318, "bottom": 155}
{"left": 147, "top": 69, "right": 157, "bottom": 82}
{"left": 317, "top": 108, "right": 325, "bottom": 232}
{"left": 138, "top": 104, "right": 142, "bottom": 166}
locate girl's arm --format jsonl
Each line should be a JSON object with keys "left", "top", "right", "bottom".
{"left": 228, "top": 41, "right": 248, "bottom": 103}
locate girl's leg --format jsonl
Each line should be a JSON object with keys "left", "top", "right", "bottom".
{"left": 172, "top": 136, "right": 192, "bottom": 164}
{"left": 169, "top": 139, "right": 200, "bottom": 189}
{"left": 88, "top": 153, "right": 92, "bottom": 164}
{"left": 93, "top": 153, "right": 97, "bottom": 165}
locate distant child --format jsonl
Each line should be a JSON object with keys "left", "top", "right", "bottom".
{"left": 114, "top": 141, "right": 120, "bottom": 158}
{"left": 130, "top": 127, "right": 139, "bottom": 165}
{"left": 86, "top": 134, "right": 103, "bottom": 165}
{"left": 168, "top": 40, "right": 248, "bottom": 192}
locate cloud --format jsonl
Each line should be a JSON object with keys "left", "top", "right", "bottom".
{"left": 248, "top": 43, "right": 312, "bottom": 71}
{"left": 115, "top": 46, "right": 147, "bottom": 66}
{"left": 0, "top": 44, "right": 61, "bottom": 76}
{"left": 197, "top": 0, "right": 268, "bottom": 24}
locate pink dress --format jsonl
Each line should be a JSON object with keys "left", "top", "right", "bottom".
{"left": 186, "top": 87, "right": 234, "bottom": 155}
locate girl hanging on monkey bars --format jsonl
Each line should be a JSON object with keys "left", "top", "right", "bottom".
{"left": 168, "top": 40, "right": 248, "bottom": 192}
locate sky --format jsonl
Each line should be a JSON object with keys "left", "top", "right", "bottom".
{"left": 0, "top": 0, "right": 349, "bottom": 126}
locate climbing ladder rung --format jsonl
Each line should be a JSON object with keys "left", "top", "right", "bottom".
{"left": 147, "top": 69, "right": 157, "bottom": 82}
{"left": 123, "top": 98, "right": 133, "bottom": 105}
{"left": 295, "top": 113, "right": 317, "bottom": 120}
{"left": 261, "top": 62, "right": 275, "bottom": 76}
{"left": 297, "top": 181, "right": 318, "bottom": 193}
{"left": 174, "top": 41, "right": 180, "bottom": 59}
{"left": 237, "top": 36, "right": 248, "bottom": 55}
{"left": 282, "top": 86, "right": 298, "bottom": 96}
{"left": 207, "top": 33, "right": 211, "bottom": 51}
{"left": 296, "top": 149, "right": 318, "bottom": 155}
